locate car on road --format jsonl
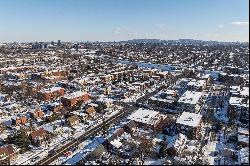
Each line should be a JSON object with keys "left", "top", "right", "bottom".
{"left": 135, "top": 102, "right": 143, "bottom": 107}
{"left": 70, "top": 146, "right": 77, "bottom": 152}
{"left": 31, "top": 156, "right": 41, "bottom": 162}
{"left": 64, "top": 151, "right": 72, "bottom": 157}
{"left": 48, "top": 149, "right": 56, "bottom": 155}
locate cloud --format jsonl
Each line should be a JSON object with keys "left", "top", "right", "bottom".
{"left": 230, "top": 21, "right": 249, "bottom": 26}
{"left": 217, "top": 24, "right": 223, "bottom": 28}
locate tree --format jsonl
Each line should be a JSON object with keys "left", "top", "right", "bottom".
{"left": 12, "top": 127, "right": 31, "bottom": 152}
{"left": 159, "top": 135, "right": 168, "bottom": 158}
{"left": 101, "top": 119, "right": 109, "bottom": 137}
{"left": 29, "top": 120, "right": 35, "bottom": 133}
{"left": 137, "top": 135, "right": 154, "bottom": 164}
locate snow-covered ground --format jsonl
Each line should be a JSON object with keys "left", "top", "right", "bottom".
{"left": 121, "top": 85, "right": 159, "bottom": 103}
{"left": 51, "top": 139, "right": 92, "bottom": 165}
{"left": 143, "top": 158, "right": 166, "bottom": 165}
{"left": 16, "top": 106, "right": 123, "bottom": 165}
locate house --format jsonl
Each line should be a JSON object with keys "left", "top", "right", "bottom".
{"left": 238, "top": 128, "right": 249, "bottom": 148}
{"left": 11, "top": 116, "right": 27, "bottom": 126}
{"left": 127, "top": 108, "right": 167, "bottom": 131}
{"left": 157, "top": 71, "right": 171, "bottom": 79}
{"left": 151, "top": 75, "right": 161, "bottom": 81}
{"left": 84, "top": 144, "right": 108, "bottom": 161}
{"left": 103, "top": 128, "right": 125, "bottom": 151}
{"left": 148, "top": 90, "right": 178, "bottom": 111}
{"left": 48, "top": 69, "right": 68, "bottom": 77}
{"left": 218, "top": 72, "right": 245, "bottom": 86}
{"left": 167, "top": 133, "right": 187, "bottom": 156}
{"left": 172, "top": 78, "right": 192, "bottom": 96}
{"left": 31, "top": 110, "right": 44, "bottom": 119}
{"left": 47, "top": 102, "right": 64, "bottom": 113}
{"left": 61, "top": 91, "right": 90, "bottom": 108}
{"left": 177, "top": 91, "right": 203, "bottom": 113}
{"left": 0, "top": 81, "right": 22, "bottom": 93}
{"left": 100, "top": 75, "right": 113, "bottom": 83}
{"left": 31, "top": 72, "right": 43, "bottom": 81}
{"left": 230, "top": 86, "right": 249, "bottom": 98}
{"left": 217, "top": 72, "right": 228, "bottom": 83}
{"left": 26, "top": 82, "right": 43, "bottom": 95}
{"left": 43, "top": 76, "right": 63, "bottom": 84}
{"left": 0, "top": 123, "right": 5, "bottom": 135}
{"left": 228, "top": 74, "right": 244, "bottom": 85}
{"left": 0, "top": 145, "right": 17, "bottom": 164}
{"left": 86, "top": 106, "right": 96, "bottom": 118}
{"left": 143, "top": 69, "right": 156, "bottom": 77}
{"left": 31, "top": 128, "right": 48, "bottom": 146}
{"left": 122, "top": 120, "right": 137, "bottom": 134}
{"left": 238, "top": 147, "right": 249, "bottom": 165}
{"left": 132, "top": 82, "right": 145, "bottom": 91}
{"left": 65, "top": 137, "right": 106, "bottom": 165}
{"left": 229, "top": 96, "right": 249, "bottom": 123}
{"left": 0, "top": 94, "right": 8, "bottom": 102}
{"left": 175, "top": 111, "right": 203, "bottom": 139}
{"left": 187, "top": 79, "right": 206, "bottom": 91}
{"left": 0, "top": 66, "right": 34, "bottom": 74}
{"left": 197, "top": 73, "right": 213, "bottom": 85}
{"left": 38, "top": 87, "right": 65, "bottom": 101}
{"left": 67, "top": 115, "right": 80, "bottom": 127}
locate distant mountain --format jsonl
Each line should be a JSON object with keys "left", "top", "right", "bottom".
{"left": 117, "top": 39, "right": 247, "bottom": 45}
{"left": 125, "top": 39, "right": 163, "bottom": 43}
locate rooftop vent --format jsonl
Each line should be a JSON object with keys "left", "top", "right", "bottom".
{"left": 184, "top": 117, "right": 193, "bottom": 121}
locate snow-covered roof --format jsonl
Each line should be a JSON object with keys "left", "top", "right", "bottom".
{"left": 40, "top": 87, "right": 63, "bottom": 93}
{"left": 187, "top": 79, "right": 206, "bottom": 87}
{"left": 229, "top": 97, "right": 249, "bottom": 107}
{"left": 178, "top": 91, "right": 203, "bottom": 105}
{"left": 238, "top": 134, "right": 249, "bottom": 144}
{"left": 44, "top": 76, "right": 61, "bottom": 79}
{"left": 238, "top": 128, "right": 249, "bottom": 136}
{"left": 199, "top": 73, "right": 211, "bottom": 79}
{"left": 39, "top": 123, "right": 54, "bottom": 133}
{"left": 63, "top": 91, "right": 87, "bottom": 99}
{"left": 238, "top": 147, "right": 249, "bottom": 164}
{"left": 241, "top": 87, "right": 249, "bottom": 97}
{"left": 110, "top": 138, "right": 122, "bottom": 148}
{"left": 176, "top": 112, "right": 202, "bottom": 127}
{"left": 167, "top": 133, "right": 187, "bottom": 149}
{"left": 127, "top": 108, "right": 159, "bottom": 124}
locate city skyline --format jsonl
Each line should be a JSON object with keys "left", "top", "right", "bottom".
{"left": 0, "top": 0, "right": 249, "bottom": 42}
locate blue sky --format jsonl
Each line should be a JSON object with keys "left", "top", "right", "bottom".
{"left": 0, "top": 0, "right": 248, "bottom": 42}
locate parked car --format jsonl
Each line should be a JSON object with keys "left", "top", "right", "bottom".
{"left": 64, "top": 151, "right": 72, "bottom": 157}
{"left": 31, "top": 156, "right": 41, "bottom": 162}
{"left": 70, "top": 146, "right": 77, "bottom": 152}
{"left": 48, "top": 149, "right": 55, "bottom": 155}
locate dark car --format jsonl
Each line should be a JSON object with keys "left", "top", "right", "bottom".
{"left": 48, "top": 149, "right": 55, "bottom": 155}
{"left": 31, "top": 156, "right": 41, "bottom": 162}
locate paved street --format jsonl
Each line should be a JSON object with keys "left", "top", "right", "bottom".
{"left": 35, "top": 86, "right": 163, "bottom": 165}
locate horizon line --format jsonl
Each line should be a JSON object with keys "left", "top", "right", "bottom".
{"left": 1, "top": 38, "right": 249, "bottom": 44}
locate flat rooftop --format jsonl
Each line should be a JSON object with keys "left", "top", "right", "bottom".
{"left": 176, "top": 111, "right": 202, "bottom": 127}
{"left": 128, "top": 108, "right": 159, "bottom": 124}
{"left": 40, "top": 87, "right": 63, "bottom": 93}
{"left": 63, "top": 91, "right": 86, "bottom": 100}
{"left": 229, "top": 97, "right": 249, "bottom": 108}
{"left": 178, "top": 91, "right": 203, "bottom": 105}
{"left": 187, "top": 79, "right": 206, "bottom": 87}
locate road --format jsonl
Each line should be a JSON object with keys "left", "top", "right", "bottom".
{"left": 35, "top": 85, "right": 163, "bottom": 165}
{"left": 35, "top": 105, "right": 133, "bottom": 165}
